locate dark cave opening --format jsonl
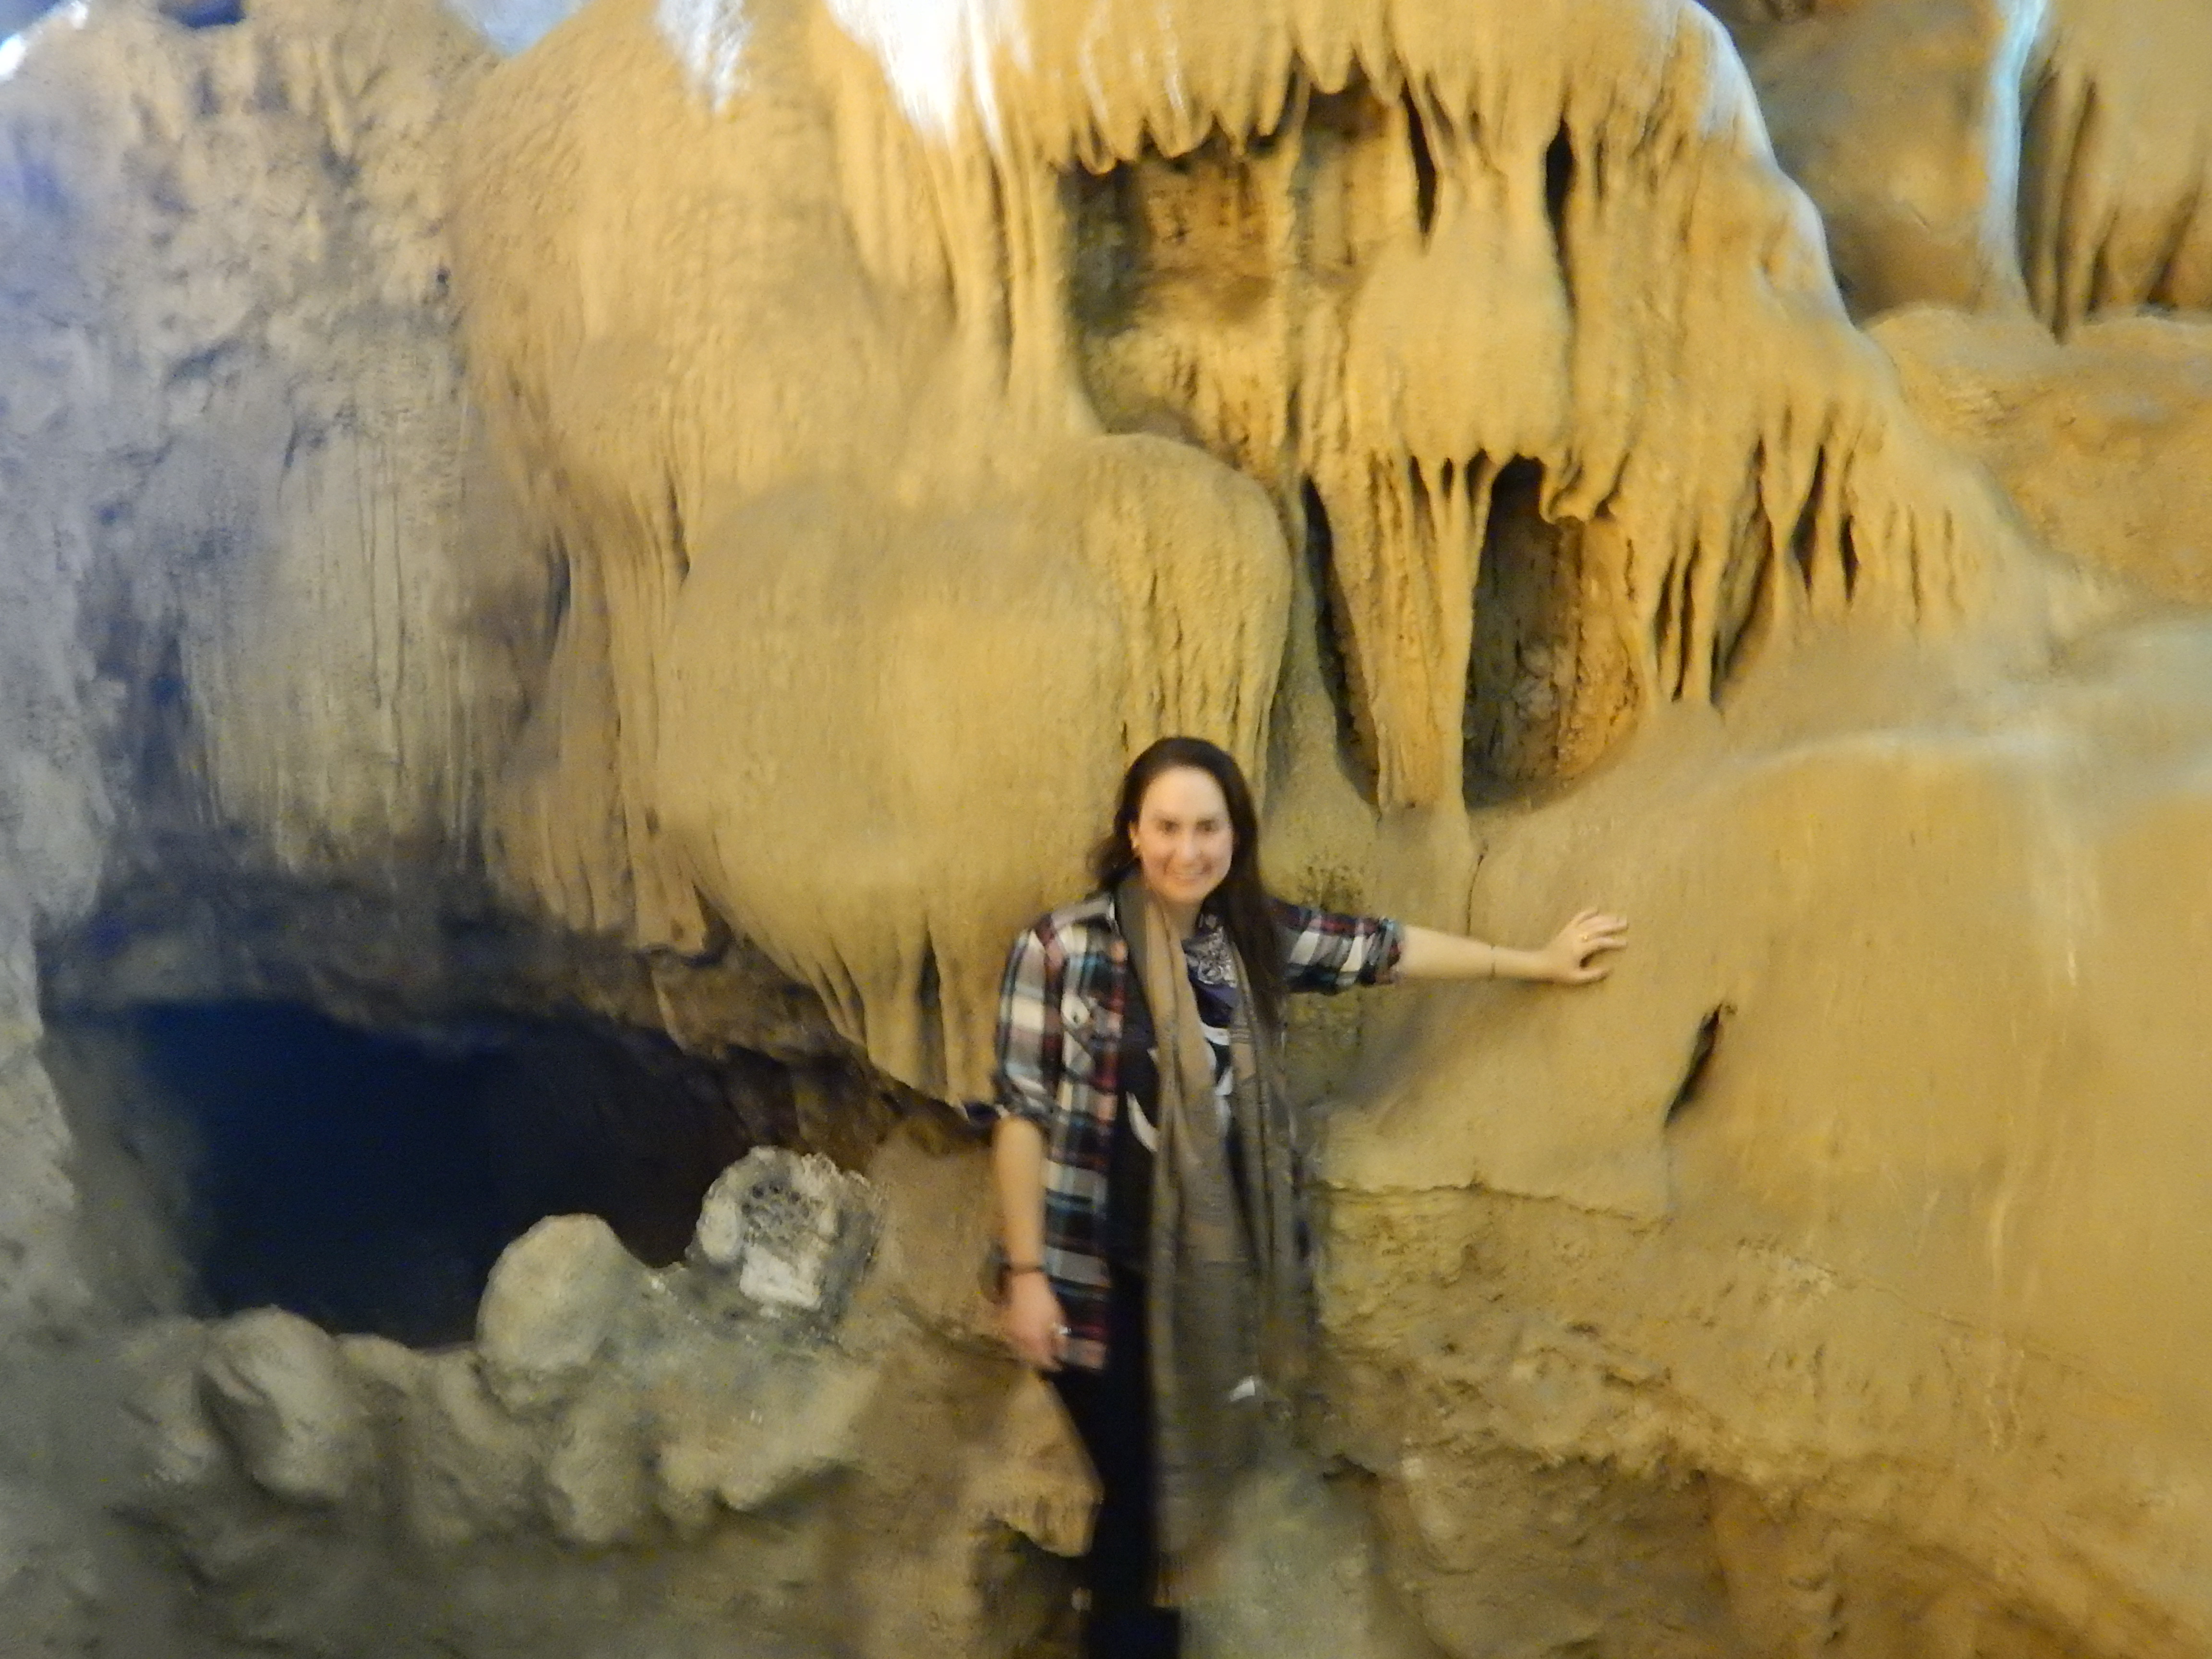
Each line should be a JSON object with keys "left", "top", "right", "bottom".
{"left": 160, "top": 0, "right": 247, "bottom": 28}
{"left": 1302, "top": 475, "right": 1381, "bottom": 803}
{"left": 1402, "top": 87, "right": 1439, "bottom": 238}
{"left": 1466, "top": 456, "right": 1578, "bottom": 800}
{"left": 43, "top": 1000, "right": 796, "bottom": 1346}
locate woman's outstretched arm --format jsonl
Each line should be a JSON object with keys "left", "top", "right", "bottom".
{"left": 1397, "top": 909, "right": 1627, "bottom": 986}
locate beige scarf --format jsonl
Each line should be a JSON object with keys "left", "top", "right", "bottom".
{"left": 1119, "top": 874, "right": 1312, "bottom": 1597}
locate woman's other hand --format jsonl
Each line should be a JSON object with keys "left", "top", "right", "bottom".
{"left": 1003, "top": 1271, "right": 1069, "bottom": 1371}
{"left": 1538, "top": 908, "right": 1628, "bottom": 984}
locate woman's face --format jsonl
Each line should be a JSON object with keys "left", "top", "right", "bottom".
{"left": 1129, "top": 765, "right": 1235, "bottom": 913}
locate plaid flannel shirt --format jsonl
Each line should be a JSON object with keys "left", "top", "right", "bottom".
{"left": 977, "top": 889, "right": 1404, "bottom": 1370}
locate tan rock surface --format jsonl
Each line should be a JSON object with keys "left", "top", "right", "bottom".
{"left": 1322, "top": 620, "right": 2212, "bottom": 1655}
{"left": 1703, "top": 0, "right": 2212, "bottom": 330}
{"left": 1878, "top": 306, "right": 2212, "bottom": 603}
{"left": 454, "top": 0, "right": 2040, "bottom": 1102}
{"left": 2024, "top": 0, "right": 2212, "bottom": 327}
{"left": 1704, "top": 0, "right": 2041, "bottom": 317}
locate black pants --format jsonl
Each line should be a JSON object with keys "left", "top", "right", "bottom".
{"left": 1050, "top": 1263, "right": 1183, "bottom": 1659}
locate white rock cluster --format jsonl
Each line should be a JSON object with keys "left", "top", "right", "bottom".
{"left": 688, "top": 1147, "right": 880, "bottom": 1322}
{"left": 129, "top": 1149, "right": 888, "bottom": 1551}
{"left": 107, "top": 1140, "right": 1095, "bottom": 1658}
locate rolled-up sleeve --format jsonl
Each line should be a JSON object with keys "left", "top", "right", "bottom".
{"left": 971, "top": 923, "right": 1063, "bottom": 1130}
{"left": 1277, "top": 902, "right": 1404, "bottom": 993}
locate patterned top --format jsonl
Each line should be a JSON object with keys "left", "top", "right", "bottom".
{"left": 978, "top": 890, "right": 1404, "bottom": 1370}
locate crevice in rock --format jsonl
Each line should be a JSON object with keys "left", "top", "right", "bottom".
{"left": 913, "top": 928, "right": 946, "bottom": 1093}
{"left": 664, "top": 476, "right": 690, "bottom": 584}
{"left": 1665, "top": 1004, "right": 1730, "bottom": 1126}
{"left": 1788, "top": 447, "right": 1827, "bottom": 589}
{"left": 1543, "top": 119, "right": 1576, "bottom": 287}
{"left": 546, "top": 535, "right": 572, "bottom": 637}
{"left": 1403, "top": 87, "right": 1439, "bottom": 239}
{"left": 1301, "top": 475, "right": 1380, "bottom": 803}
{"left": 1466, "top": 457, "right": 1635, "bottom": 803}
{"left": 1065, "top": 161, "right": 1142, "bottom": 337}
{"left": 1714, "top": 478, "right": 1779, "bottom": 703}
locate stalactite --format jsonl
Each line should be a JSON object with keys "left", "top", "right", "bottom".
{"left": 2023, "top": 0, "right": 2212, "bottom": 331}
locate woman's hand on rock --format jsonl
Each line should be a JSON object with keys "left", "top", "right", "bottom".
{"left": 1003, "top": 1271, "right": 1069, "bottom": 1372}
{"left": 1540, "top": 908, "right": 1628, "bottom": 984}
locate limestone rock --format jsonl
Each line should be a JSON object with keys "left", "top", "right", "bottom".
{"left": 1877, "top": 306, "right": 2212, "bottom": 603}
{"left": 652, "top": 1356, "right": 878, "bottom": 1535}
{"left": 15, "top": 0, "right": 2212, "bottom": 1653}
{"left": 864, "top": 1128, "right": 1000, "bottom": 1345}
{"left": 690, "top": 1149, "right": 879, "bottom": 1324}
{"left": 398, "top": 1350, "right": 542, "bottom": 1548}
{"left": 543, "top": 1379, "right": 650, "bottom": 1548}
{"left": 1186, "top": 1441, "right": 1437, "bottom": 1659}
{"left": 1322, "top": 618, "right": 2212, "bottom": 1656}
{"left": 2024, "top": 0, "right": 2212, "bottom": 326}
{"left": 119, "top": 1319, "right": 229, "bottom": 1510}
{"left": 338, "top": 1332, "right": 430, "bottom": 1486}
{"left": 0, "top": 1482, "right": 100, "bottom": 1659}
{"left": 1703, "top": 0, "right": 2212, "bottom": 329}
{"left": 0, "top": 1012, "right": 97, "bottom": 1343}
{"left": 338, "top": 1332, "right": 431, "bottom": 1412}
{"left": 455, "top": 0, "right": 2036, "bottom": 1109}
{"left": 0, "top": 0, "right": 523, "bottom": 900}
{"left": 968, "top": 1374, "right": 1097, "bottom": 1560}
{"left": 199, "top": 1309, "right": 369, "bottom": 1507}
{"left": 1703, "top": 0, "right": 2040, "bottom": 318}
{"left": 476, "top": 1213, "right": 643, "bottom": 1414}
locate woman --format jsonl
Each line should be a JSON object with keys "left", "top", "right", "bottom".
{"left": 986, "top": 736, "right": 1625, "bottom": 1658}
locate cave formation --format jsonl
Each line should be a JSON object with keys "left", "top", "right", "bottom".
{"left": 3, "top": 0, "right": 2212, "bottom": 1657}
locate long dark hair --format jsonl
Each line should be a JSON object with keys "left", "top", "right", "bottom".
{"left": 1090, "top": 736, "right": 1286, "bottom": 1035}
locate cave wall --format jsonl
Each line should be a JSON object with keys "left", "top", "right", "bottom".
{"left": 0, "top": 0, "right": 523, "bottom": 1646}
{"left": 444, "top": 0, "right": 2212, "bottom": 1653}
{"left": 1701, "top": 1, "right": 2212, "bottom": 330}
{"left": 452, "top": 0, "right": 2067, "bottom": 1107}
